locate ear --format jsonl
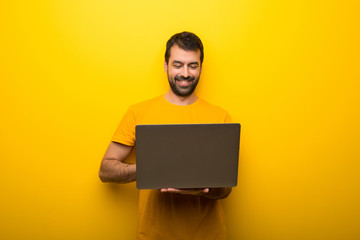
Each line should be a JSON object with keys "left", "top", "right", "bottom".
{"left": 164, "top": 61, "right": 168, "bottom": 73}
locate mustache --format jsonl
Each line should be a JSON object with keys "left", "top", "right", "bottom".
{"left": 174, "top": 75, "right": 195, "bottom": 81}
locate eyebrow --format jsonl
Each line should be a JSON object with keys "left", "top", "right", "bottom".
{"left": 172, "top": 60, "right": 199, "bottom": 65}
{"left": 172, "top": 60, "right": 183, "bottom": 65}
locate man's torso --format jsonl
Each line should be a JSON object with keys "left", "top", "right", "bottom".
{"left": 112, "top": 95, "right": 231, "bottom": 240}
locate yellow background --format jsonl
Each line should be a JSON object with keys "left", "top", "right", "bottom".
{"left": 1, "top": 0, "right": 359, "bottom": 239}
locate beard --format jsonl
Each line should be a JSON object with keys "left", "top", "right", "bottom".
{"left": 167, "top": 74, "right": 200, "bottom": 97}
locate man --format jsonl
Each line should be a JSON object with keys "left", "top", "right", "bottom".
{"left": 99, "top": 31, "right": 232, "bottom": 240}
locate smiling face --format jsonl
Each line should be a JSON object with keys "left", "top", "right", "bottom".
{"left": 164, "top": 45, "right": 202, "bottom": 97}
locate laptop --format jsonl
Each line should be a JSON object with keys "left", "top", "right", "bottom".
{"left": 135, "top": 123, "right": 241, "bottom": 189}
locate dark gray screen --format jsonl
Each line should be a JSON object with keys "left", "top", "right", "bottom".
{"left": 136, "top": 123, "right": 240, "bottom": 189}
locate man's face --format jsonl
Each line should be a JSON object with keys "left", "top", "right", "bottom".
{"left": 164, "top": 45, "right": 202, "bottom": 97}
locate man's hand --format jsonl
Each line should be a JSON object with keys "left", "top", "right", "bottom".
{"left": 160, "top": 188, "right": 209, "bottom": 196}
{"left": 160, "top": 187, "right": 232, "bottom": 199}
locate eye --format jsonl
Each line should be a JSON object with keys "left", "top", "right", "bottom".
{"left": 189, "top": 65, "right": 198, "bottom": 69}
{"left": 173, "top": 64, "right": 182, "bottom": 68}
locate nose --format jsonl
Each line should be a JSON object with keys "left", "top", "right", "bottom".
{"left": 181, "top": 66, "right": 190, "bottom": 78}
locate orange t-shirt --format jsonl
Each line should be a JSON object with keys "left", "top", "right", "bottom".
{"left": 112, "top": 95, "right": 232, "bottom": 240}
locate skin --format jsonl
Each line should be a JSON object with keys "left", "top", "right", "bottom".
{"left": 99, "top": 44, "right": 232, "bottom": 199}
{"left": 99, "top": 141, "right": 135, "bottom": 183}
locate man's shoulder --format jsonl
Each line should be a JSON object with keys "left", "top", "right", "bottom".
{"left": 196, "top": 98, "right": 232, "bottom": 122}
{"left": 128, "top": 95, "right": 164, "bottom": 112}
{"left": 197, "top": 98, "right": 228, "bottom": 114}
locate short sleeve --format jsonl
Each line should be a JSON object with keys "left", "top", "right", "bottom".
{"left": 112, "top": 106, "right": 136, "bottom": 146}
{"left": 224, "top": 112, "right": 233, "bottom": 123}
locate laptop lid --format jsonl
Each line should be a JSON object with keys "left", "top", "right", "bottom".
{"left": 135, "top": 123, "right": 241, "bottom": 189}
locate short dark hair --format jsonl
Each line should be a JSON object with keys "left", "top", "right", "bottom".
{"left": 165, "top": 31, "right": 204, "bottom": 64}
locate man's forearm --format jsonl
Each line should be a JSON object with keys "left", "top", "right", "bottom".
{"left": 202, "top": 187, "right": 232, "bottom": 200}
{"left": 99, "top": 158, "right": 136, "bottom": 183}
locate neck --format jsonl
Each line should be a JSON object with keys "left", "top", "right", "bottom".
{"left": 164, "top": 90, "right": 198, "bottom": 106}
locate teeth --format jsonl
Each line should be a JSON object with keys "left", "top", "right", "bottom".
{"left": 180, "top": 81, "right": 187, "bottom": 84}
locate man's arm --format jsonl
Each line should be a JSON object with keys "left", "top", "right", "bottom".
{"left": 99, "top": 141, "right": 136, "bottom": 183}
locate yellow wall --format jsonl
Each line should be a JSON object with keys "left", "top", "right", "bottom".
{"left": 1, "top": 0, "right": 359, "bottom": 239}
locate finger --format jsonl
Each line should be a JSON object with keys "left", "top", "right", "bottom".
{"left": 167, "top": 188, "right": 181, "bottom": 192}
{"left": 160, "top": 188, "right": 179, "bottom": 192}
{"left": 189, "top": 188, "right": 209, "bottom": 193}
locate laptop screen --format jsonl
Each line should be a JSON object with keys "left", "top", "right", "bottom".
{"left": 135, "top": 123, "right": 240, "bottom": 189}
